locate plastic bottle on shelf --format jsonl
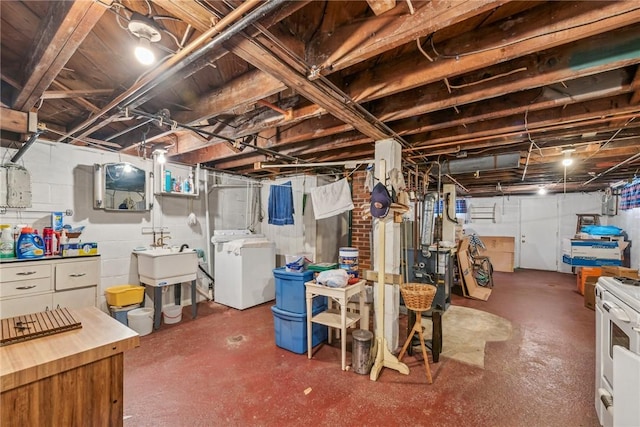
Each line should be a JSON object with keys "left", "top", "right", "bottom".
{"left": 182, "top": 173, "right": 192, "bottom": 194}
{"left": 164, "top": 170, "right": 172, "bottom": 192}
{"left": 43, "top": 227, "right": 54, "bottom": 256}
{"left": 0, "top": 224, "right": 15, "bottom": 258}
{"left": 174, "top": 176, "right": 182, "bottom": 192}
{"left": 185, "top": 172, "right": 194, "bottom": 194}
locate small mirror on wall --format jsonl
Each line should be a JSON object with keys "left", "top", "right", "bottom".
{"left": 94, "top": 163, "right": 150, "bottom": 211}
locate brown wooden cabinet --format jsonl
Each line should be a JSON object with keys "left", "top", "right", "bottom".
{"left": 1, "top": 307, "right": 139, "bottom": 427}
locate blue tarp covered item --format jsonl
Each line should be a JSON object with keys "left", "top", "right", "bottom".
{"left": 268, "top": 181, "right": 294, "bottom": 226}
{"left": 581, "top": 225, "right": 623, "bottom": 236}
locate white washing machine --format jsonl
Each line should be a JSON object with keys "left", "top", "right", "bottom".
{"left": 211, "top": 230, "right": 276, "bottom": 310}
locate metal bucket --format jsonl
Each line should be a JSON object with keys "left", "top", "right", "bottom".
{"left": 351, "top": 329, "right": 374, "bottom": 374}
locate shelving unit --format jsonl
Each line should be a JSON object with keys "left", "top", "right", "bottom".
{"left": 468, "top": 203, "right": 498, "bottom": 222}
{"left": 156, "top": 163, "right": 200, "bottom": 198}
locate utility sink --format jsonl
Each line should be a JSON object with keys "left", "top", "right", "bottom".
{"left": 135, "top": 248, "right": 199, "bottom": 286}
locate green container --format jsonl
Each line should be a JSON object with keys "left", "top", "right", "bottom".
{"left": 308, "top": 262, "right": 338, "bottom": 272}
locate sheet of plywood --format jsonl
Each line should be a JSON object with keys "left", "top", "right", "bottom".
{"left": 479, "top": 236, "right": 515, "bottom": 273}
{"left": 480, "top": 236, "right": 515, "bottom": 252}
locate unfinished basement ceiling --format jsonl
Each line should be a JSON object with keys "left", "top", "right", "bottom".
{"left": 1, "top": 0, "right": 639, "bottom": 196}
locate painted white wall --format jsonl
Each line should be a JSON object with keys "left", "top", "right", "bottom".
{"left": 1, "top": 141, "right": 208, "bottom": 312}
{"left": 609, "top": 206, "right": 640, "bottom": 270}
{"left": 462, "top": 192, "right": 623, "bottom": 272}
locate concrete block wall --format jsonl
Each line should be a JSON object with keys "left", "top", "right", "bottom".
{"left": 610, "top": 206, "right": 640, "bottom": 270}
{"left": 0, "top": 142, "right": 209, "bottom": 313}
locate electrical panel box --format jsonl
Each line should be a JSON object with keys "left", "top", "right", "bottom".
{"left": 601, "top": 193, "right": 617, "bottom": 216}
{"left": 2, "top": 163, "right": 32, "bottom": 208}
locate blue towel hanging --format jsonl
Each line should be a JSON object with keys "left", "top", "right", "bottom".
{"left": 268, "top": 181, "right": 294, "bottom": 225}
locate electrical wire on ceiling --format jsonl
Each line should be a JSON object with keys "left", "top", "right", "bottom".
{"left": 249, "top": 21, "right": 412, "bottom": 149}
{"left": 426, "top": 8, "right": 640, "bottom": 59}
{"left": 126, "top": 107, "right": 336, "bottom": 170}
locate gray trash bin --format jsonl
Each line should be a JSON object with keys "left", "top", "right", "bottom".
{"left": 352, "top": 329, "right": 374, "bottom": 374}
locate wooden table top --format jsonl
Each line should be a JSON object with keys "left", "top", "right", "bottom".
{"left": 1, "top": 306, "right": 140, "bottom": 392}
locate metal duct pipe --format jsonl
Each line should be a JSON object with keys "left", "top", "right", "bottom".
{"left": 123, "top": 0, "right": 288, "bottom": 110}
{"left": 58, "top": 0, "right": 283, "bottom": 143}
{"left": 442, "top": 153, "right": 520, "bottom": 175}
{"left": 11, "top": 129, "right": 44, "bottom": 163}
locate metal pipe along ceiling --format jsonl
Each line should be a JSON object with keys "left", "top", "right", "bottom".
{"left": 442, "top": 153, "right": 521, "bottom": 175}
{"left": 57, "top": 0, "right": 285, "bottom": 143}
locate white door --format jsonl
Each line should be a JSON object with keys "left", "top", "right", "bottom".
{"left": 520, "top": 197, "right": 558, "bottom": 271}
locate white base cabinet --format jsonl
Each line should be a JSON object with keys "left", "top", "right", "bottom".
{"left": 0, "top": 256, "right": 100, "bottom": 318}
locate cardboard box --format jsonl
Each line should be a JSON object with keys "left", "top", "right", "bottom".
{"left": 562, "top": 254, "right": 622, "bottom": 267}
{"left": 570, "top": 239, "right": 623, "bottom": 259}
{"left": 584, "top": 277, "right": 598, "bottom": 310}
{"left": 601, "top": 266, "right": 639, "bottom": 279}
{"left": 61, "top": 242, "right": 98, "bottom": 257}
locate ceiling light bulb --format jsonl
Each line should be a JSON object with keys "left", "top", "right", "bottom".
{"left": 562, "top": 158, "right": 573, "bottom": 167}
{"left": 538, "top": 187, "right": 547, "bottom": 195}
{"left": 156, "top": 151, "right": 166, "bottom": 164}
{"left": 135, "top": 37, "right": 155, "bottom": 65}
{"left": 123, "top": 163, "right": 132, "bottom": 173}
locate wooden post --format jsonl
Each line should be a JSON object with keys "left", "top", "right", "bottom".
{"left": 370, "top": 159, "right": 409, "bottom": 381}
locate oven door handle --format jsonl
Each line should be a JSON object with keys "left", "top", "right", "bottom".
{"left": 597, "top": 388, "right": 614, "bottom": 414}
{"left": 602, "top": 302, "right": 631, "bottom": 323}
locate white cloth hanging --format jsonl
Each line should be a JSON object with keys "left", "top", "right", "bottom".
{"left": 388, "top": 167, "right": 406, "bottom": 193}
{"left": 310, "top": 178, "right": 354, "bottom": 220}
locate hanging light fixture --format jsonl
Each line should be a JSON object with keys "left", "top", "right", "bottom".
{"left": 128, "top": 13, "right": 161, "bottom": 66}
{"left": 561, "top": 148, "right": 575, "bottom": 194}
{"left": 561, "top": 148, "right": 575, "bottom": 167}
{"left": 153, "top": 148, "right": 167, "bottom": 164}
{"left": 537, "top": 185, "right": 547, "bottom": 195}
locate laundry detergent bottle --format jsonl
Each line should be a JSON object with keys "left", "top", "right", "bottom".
{"left": 16, "top": 227, "right": 45, "bottom": 259}
{"left": 0, "top": 224, "right": 15, "bottom": 258}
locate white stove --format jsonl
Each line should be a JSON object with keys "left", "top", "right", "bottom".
{"left": 595, "top": 275, "right": 640, "bottom": 427}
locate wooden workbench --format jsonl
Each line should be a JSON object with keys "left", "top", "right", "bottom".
{"left": 1, "top": 306, "right": 140, "bottom": 427}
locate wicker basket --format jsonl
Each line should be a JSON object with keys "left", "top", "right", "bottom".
{"left": 400, "top": 283, "right": 437, "bottom": 312}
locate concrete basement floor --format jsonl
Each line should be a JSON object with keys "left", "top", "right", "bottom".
{"left": 123, "top": 269, "right": 599, "bottom": 427}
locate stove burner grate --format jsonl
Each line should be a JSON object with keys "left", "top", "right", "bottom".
{"left": 613, "top": 276, "right": 640, "bottom": 286}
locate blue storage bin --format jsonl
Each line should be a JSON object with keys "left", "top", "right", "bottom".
{"left": 273, "top": 267, "right": 327, "bottom": 314}
{"left": 272, "top": 305, "right": 328, "bottom": 354}
{"left": 109, "top": 304, "right": 140, "bottom": 326}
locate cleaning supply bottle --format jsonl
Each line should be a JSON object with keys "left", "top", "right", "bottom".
{"left": 184, "top": 172, "right": 194, "bottom": 194}
{"left": 16, "top": 227, "right": 45, "bottom": 259}
{"left": 0, "top": 224, "right": 15, "bottom": 258}
{"left": 43, "top": 227, "right": 54, "bottom": 256}
{"left": 164, "top": 169, "right": 172, "bottom": 192}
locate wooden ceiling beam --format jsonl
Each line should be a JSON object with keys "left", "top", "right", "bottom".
{"left": 225, "top": 37, "right": 390, "bottom": 141}
{"left": 183, "top": 27, "right": 638, "bottom": 161}
{"left": 307, "top": 0, "right": 509, "bottom": 74}
{"left": 0, "top": 107, "right": 36, "bottom": 134}
{"left": 173, "top": 69, "right": 287, "bottom": 124}
{"left": 366, "top": 0, "right": 397, "bottom": 16}
{"left": 628, "top": 65, "right": 640, "bottom": 105}
{"left": 199, "top": 65, "right": 634, "bottom": 166}
{"left": 350, "top": 12, "right": 640, "bottom": 103}
{"left": 12, "top": 0, "right": 110, "bottom": 111}
{"left": 373, "top": 25, "right": 640, "bottom": 120}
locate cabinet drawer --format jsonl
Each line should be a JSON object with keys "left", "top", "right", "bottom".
{"left": 55, "top": 260, "right": 100, "bottom": 290}
{"left": 0, "top": 293, "right": 54, "bottom": 319}
{"left": 0, "top": 277, "right": 52, "bottom": 298}
{"left": 0, "top": 263, "right": 51, "bottom": 283}
{"left": 53, "top": 287, "right": 96, "bottom": 310}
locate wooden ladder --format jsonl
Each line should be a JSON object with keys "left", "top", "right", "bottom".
{"left": 576, "top": 214, "right": 600, "bottom": 234}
